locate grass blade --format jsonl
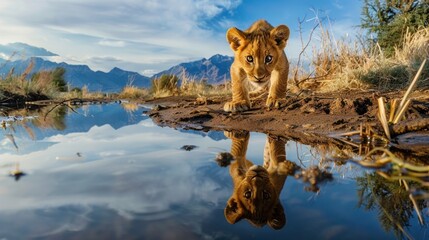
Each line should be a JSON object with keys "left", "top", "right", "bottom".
{"left": 393, "top": 99, "right": 411, "bottom": 124}
{"left": 396, "top": 59, "right": 427, "bottom": 116}
{"left": 377, "top": 97, "right": 390, "bottom": 139}
{"left": 388, "top": 99, "right": 397, "bottom": 123}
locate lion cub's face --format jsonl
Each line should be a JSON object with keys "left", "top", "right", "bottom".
{"left": 225, "top": 165, "right": 285, "bottom": 229}
{"left": 227, "top": 22, "right": 290, "bottom": 87}
{"left": 236, "top": 38, "right": 281, "bottom": 87}
{"left": 234, "top": 165, "right": 277, "bottom": 212}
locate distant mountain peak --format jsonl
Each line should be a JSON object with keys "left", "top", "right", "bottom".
{"left": 209, "top": 54, "right": 232, "bottom": 61}
{"left": 0, "top": 42, "right": 58, "bottom": 59}
{"left": 152, "top": 54, "right": 233, "bottom": 84}
{"left": 109, "top": 67, "right": 123, "bottom": 73}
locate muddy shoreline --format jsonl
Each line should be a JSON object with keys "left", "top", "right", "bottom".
{"left": 144, "top": 90, "right": 429, "bottom": 157}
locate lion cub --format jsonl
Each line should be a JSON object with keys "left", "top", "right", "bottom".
{"left": 224, "top": 20, "right": 290, "bottom": 112}
{"left": 223, "top": 131, "right": 297, "bottom": 229}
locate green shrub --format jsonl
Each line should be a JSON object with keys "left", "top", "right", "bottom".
{"left": 361, "top": 64, "right": 410, "bottom": 90}
{"left": 361, "top": 0, "right": 429, "bottom": 56}
{"left": 51, "top": 67, "right": 67, "bottom": 92}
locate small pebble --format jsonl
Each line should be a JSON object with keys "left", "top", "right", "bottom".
{"left": 180, "top": 145, "right": 197, "bottom": 151}
{"left": 215, "top": 152, "right": 234, "bottom": 167}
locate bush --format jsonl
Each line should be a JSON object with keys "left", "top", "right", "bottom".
{"left": 361, "top": 64, "right": 410, "bottom": 90}
{"left": 361, "top": 0, "right": 429, "bottom": 56}
{"left": 29, "top": 67, "right": 67, "bottom": 96}
{"left": 51, "top": 67, "right": 67, "bottom": 92}
{"left": 0, "top": 63, "right": 69, "bottom": 99}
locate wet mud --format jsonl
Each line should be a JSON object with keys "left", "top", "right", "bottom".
{"left": 145, "top": 90, "right": 429, "bottom": 158}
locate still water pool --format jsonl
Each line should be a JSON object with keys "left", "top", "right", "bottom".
{"left": 0, "top": 103, "right": 427, "bottom": 240}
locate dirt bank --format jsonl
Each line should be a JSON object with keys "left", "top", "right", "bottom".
{"left": 144, "top": 90, "right": 429, "bottom": 156}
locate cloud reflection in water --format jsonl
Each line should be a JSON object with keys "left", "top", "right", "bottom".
{"left": 0, "top": 118, "right": 232, "bottom": 238}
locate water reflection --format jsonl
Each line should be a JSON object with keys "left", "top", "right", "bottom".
{"left": 0, "top": 103, "right": 427, "bottom": 239}
{"left": 9, "top": 163, "right": 26, "bottom": 181}
{"left": 219, "top": 129, "right": 429, "bottom": 237}
{"left": 1, "top": 104, "right": 248, "bottom": 239}
{"left": 1, "top": 104, "right": 67, "bottom": 132}
{"left": 1, "top": 106, "right": 67, "bottom": 181}
{"left": 304, "top": 139, "right": 429, "bottom": 239}
{"left": 222, "top": 130, "right": 298, "bottom": 230}
{"left": 356, "top": 172, "right": 428, "bottom": 239}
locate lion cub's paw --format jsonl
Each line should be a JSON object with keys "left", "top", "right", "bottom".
{"left": 277, "top": 161, "right": 299, "bottom": 175}
{"left": 224, "top": 100, "right": 251, "bottom": 113}
{"left": 224, "top": 130, "right": 249, "bottom": 139}
{"left": 266, "top": 97, "right": 283, "bottom": 110}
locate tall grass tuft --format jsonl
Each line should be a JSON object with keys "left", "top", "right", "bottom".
{"left": 151, "top": 74, "right": 179, "bottom": 97}
{"left": 140, "top": 72, "right": 231, "bottom": 99}
{"left": 64, "top": 85, "right": 105, "bottom": 99}
{"left": 293, "top": 13, "right": 429, "bottom": 92}
{"left": 179, "top": 71, "right": 231, "bottom": 97}
{"left": 118, "top": 85, "right": 150, "bottom": 100}
{"left": 0, "top": 62, "right": 67, "bottom": 99}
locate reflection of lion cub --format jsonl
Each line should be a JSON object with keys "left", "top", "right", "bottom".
{"left": 224, "top": 20, "right": 290, "bottom": 112}
{"left": 223, "top": 131, "right": 296, "bottom": 229}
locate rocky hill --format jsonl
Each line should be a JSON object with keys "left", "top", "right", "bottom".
{"left": 152, "top": 54, "right": 232, "bottom": 84}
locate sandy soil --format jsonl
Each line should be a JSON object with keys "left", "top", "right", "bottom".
{"left": 144, "top": 90, "right": 429, "bottom": 156}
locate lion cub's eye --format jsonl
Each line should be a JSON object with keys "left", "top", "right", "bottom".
{"left": 244, "top": 191, "right": 252, "bottom": 199}
{"left": 265, "top": 55, "right": 273, "bottom": 64}
{"left": 246, "top": 55, "right": 253, "bottom": 63}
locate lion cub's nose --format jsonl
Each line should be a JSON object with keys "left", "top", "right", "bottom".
{"left": 254, "top": 75, "right": 265, "bottom": 81}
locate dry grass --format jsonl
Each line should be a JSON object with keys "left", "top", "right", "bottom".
{"left": 118, "top": 85, "right": 150, "bottom": 100}
{"left": 293, "top": 15, "right": 429, "bottom": 93}
{"left": 150, "top": 74, "right": 179, "bottom": 97}
{"left": 121, "top": 102, "right": 140, "bottom": 112}
{"left": 397, "top": 28, "right": 429, "bottom": 66}
{"left": 357, "top": 29, "right": 429, "bottom": 91}
{"left": 62, "top": 85, "right": 106, "bottom": 99}
{"left": 0, "top": 62, "right": 60, "bottom": 98}
{"left": 179, "top": 72, "right": 231, "bottom": 97}
{"left": 118, "top": 72, "right": 231, "bottom": 100}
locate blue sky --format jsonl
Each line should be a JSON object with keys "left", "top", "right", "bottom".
{"left": 0, "top": 0, "right": 363, "bottom": 76}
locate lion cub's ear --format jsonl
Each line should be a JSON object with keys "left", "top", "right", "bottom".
{"left": 270, "top": 25, "right": 290, "bottom": 49}
{"left": 224, "top": 197, "right": 243, "bottom": 224}
{"left": 226, "top": 27, "right": 247, "bottom": 51}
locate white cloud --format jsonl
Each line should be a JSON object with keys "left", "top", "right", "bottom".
{"left": 142, "top": 69, "right": 159, "bottom": 76}
{"left": 195, "top": 0, "right": 241, "bottom": 18}
{"left": 43, "top": 55, "right": 85, "bottom": 65}
{"left": 98, "top": 39, "right": 126, "bottom": 47}
{"left": 0, "top": 0, "right": 240, "bottom": 73}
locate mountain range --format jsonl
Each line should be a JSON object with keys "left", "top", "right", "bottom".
{"left": 0, "top": 57, "right": 151, "bottom": 92}
{"left": 0, "top": 42, "right": 233, "bottom": 92}
{"left": 153, "top": 54, "right": 233, "bottom": 84}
